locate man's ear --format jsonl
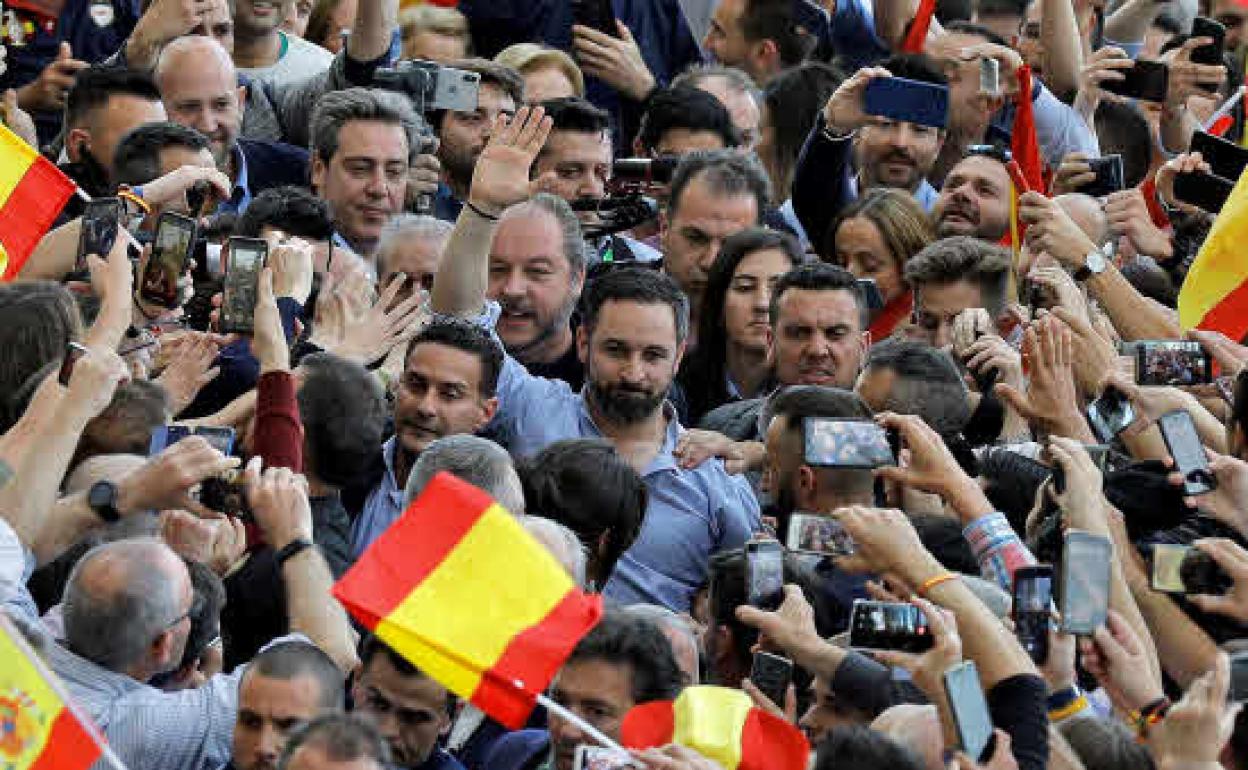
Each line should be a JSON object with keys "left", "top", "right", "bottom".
{"left": 150, "top": 628, "right": 178, "bottom": 671}
{"left": 479, "top": 397, "right": 499, "bottom": 428}
{"left": 65, "top": 127, "right": 90, "bottom": 163}
{"left": 576, "top": 322, "right": 589, "bottom": 364}
{"left": 310, "top": 153, "right": 326, "bottom": 193}
{"left": 797, "top": 464, "right": 817, "bottom": 497}
{"left": 750, "top": 39, "right": 779, "bottom": 78}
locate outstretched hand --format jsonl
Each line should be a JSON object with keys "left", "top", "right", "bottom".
{"left": 467, "top": 105, "right": 553, "bottom": 214}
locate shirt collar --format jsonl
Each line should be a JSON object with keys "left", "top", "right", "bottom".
{"left": 574, "top": 396, "right": 681, "bottom": 477}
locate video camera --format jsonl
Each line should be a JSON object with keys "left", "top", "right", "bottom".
{"left": 570, "top": 156, "right": 679, "bottom": 239}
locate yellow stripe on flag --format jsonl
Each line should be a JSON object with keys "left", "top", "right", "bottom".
{"left": 0, "top": 125, "right": 39, "bottom": 208}
{"left": 378, "top": 502, "right": 576, "bottom": 698}
{"left": 1178, "top": 165, "right": 1248, "bottom": 330}
{"left": 671, "top": 687, "right": 752, "bottom": 770}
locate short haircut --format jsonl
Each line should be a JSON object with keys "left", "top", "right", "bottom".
{"left": 827, "top": 187, "right": 934, "bottom": 276}
{"left": 65, "top": 66, "right": 161, "bottom": 129}
{"left": 671, "top": 64, "right": 758, "bottom": 95}
{"left": 405, "top": 434, "right": 526, "bottom": 515}
{"left": 495, "top": 43, "right": 585, "bottom": 97}
{"left": 707, "top": 547, "right": 823, "bottom": 668}
{"left": 814, "top": 725, "right": 926, "bottom": 770}
{"left": 404, "top": 318, "right": 505, "bottom": 398}
{"left": 769, "top": 262, "right": 864, "bottom": 328}
{"left": 235, "top": 186, "right": 335, "bottom": 241}
{"left": 864, "top": 339, "right": 970, "bottom": 434}
{"left": 74, "top": 379, "right": 171, "bottom": 469}
{"left": 431, "top": 58, "right": 524, "bottom": 130}
{"left": 881, "top": 52, "right": 948, "bottom": 87}
{"left": 903, "top": 236, "right": 1011, "bottom": 318}
{"left": 523, "top": 516, "right": 589, "bottom": 586}
{"left": 398, "top": 4, "right": 468, "bottom": 39}
{"left": 667, "top": 149, "right": 771, "bottom": 219}
{"left": 567, "top": 609, "right": 685, "bottom": 704}
{"left": 741, "top": 0, "right": 820, "bottom": 67}
{"left": 1058, "top": 716, "right": 1155, "bottom": 770}
{"left": 520, "top": 438, "right": 647, "bottom": 584}
{"left": 249, "top": 640, "right": 346, "bottom": 710}
{"left": 502, "top": 194, "right": 587, "bottom": 275}
{"left": 540, "top": 96, "right": 610, "bottom": 137}
{"left": 638, "top": 86, "right": 742, "bottom": 154}
{"left": 943, "top": 19, "right": 1009, "bottom": 45}
{"left": 112, "top": 121, "right": 210, "bottom": 186}
{"left": 278, "top": 713, "right": 390, "bottom": 770}
{"left": 763, "top": 385, "right": 876, "bottom": 499}
{"left": 377, "top": 214, "right": 454, "bottom": 278}
{"left": 310, "top": 88, "right": 422, "bottom": 165}
{"left": 1094, "top": 100, "right": 1152, "bottom": 188}
{"left": 298, "top": 353, "right": 388, "bottom": 489}
{"left": 578, "top": 265, "right": 691, "bottom": 346}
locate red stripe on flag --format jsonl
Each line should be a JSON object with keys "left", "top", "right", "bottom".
{"left": 901, "top": 0, "right": 936, "bottom": 52}
{"left": 1211, "top": 114, "right": 1234, "bottom": 137}
{"left": 332, "top": 476, "right": 492, "bottom": 625}
{"left": 740, "top": 710, "right": 810, "bottom": 770}
{"left": 620, "top": 701, "right": 677, "bottom": 749}
{"left": 0, "top": 155, "right": 75, "bottom": 279}
{"left": 473, "top": 588, "right": 605, "bottom": 729}
{"left": 1197, "top": 276, "right": 1248, "bottom": 342}
{"left": 29, "top": 708, "right": 103, "bottom": 770}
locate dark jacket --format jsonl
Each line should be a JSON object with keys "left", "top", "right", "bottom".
{"left": 481, "top": 729, "right": 550, "bottom": 770}
{"left": 236, "top": 138, "right": 311, "bottom": 202}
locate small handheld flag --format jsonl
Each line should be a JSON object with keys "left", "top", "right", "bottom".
{"left": 0, "top": 123, "right": 76, "bottom": 280}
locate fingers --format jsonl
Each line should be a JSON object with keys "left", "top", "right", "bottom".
{"left": 993, "top": 381, "right": 1035, "bottom": 420}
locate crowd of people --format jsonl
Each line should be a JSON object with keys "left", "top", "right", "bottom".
{"left": 3, "top": 0, "right": 1248, "bottom": 767}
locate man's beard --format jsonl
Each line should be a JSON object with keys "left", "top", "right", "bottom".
{"left": 586, "top": 377, "right": 667, "bottom": 425}
{"left": 440, "top": 144, "right": 479, "bottom": 191}
{"left": 65, "top": 146, "right": 111, "bottom": 198}
{"left": 499, "top": 294, "right": 576, "bottom": 361}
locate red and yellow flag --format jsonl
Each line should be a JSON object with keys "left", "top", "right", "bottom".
{"left": 0, "top": 123, "right": 76, "bottom": 281}
{"left": 1178, "top": 166, "right": 1248, "bottom": 340}
{"left": 0, "top": 614, "right": 106, "bottom": 770}
{"left": 333, "top": 473, "right": 604, "bottom": 730}
{"left": 621, "top": 686, "right": 810, "bottom": 770}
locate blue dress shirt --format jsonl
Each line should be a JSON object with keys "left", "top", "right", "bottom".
{"left": 350, "top": 435, "right": 405, "bottom": 559}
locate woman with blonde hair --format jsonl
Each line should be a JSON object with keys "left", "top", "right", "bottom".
{"left": 494, "top": 43, "right": 585, "bottom": 102}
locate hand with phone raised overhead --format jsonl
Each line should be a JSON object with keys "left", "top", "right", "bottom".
{"left": 873, "top": 412, "right": 990, "bottom": 518}
{"left": 1073, "top": 46, "right": 1133, "bottom": 120}
{"left": 84, "top": 221, "right": 138, "bottom": 352}
{"left": 1187, "top": 329, "right": 1248, "bottom": 378}
{"left": 1155, "top": 152, "right": 1215, "bottom": 215}
{"left": 1018, "top": 193, "right": 1098, "bottom": 271}
{"left": 1166, "top": 36, "right": 1228, "bottom": 109}
{"left": 251, "top": 267, "right": 290, "bottom": 374}
{"left": 116, "top": 435, "right": 240, "bottom": 518}
{"left": 1187, "top": 539, "right": 1248, "bottom": 622}
{"left": 821, "top": 66, "right": 894, "bottom": 134}
{"left": 1104, "top": 188, "right": 1173, "bottom": 260}
{"left": 1148, "top": 653, "right": 1240, "bottom": 768}
{"left": 1045, "top": 436, "right": 1109, "bottom": 534}
{"left": 871, "top": 598, "right": 963, "bottom": 699}
{"left": 832, "top": 505, "right": 940, "bottom": 581}
{"left": 1077, "top": 609, "right": 1164, "bottom": 713}
{"left": 63, "top": 345, "right": 130, "bottom": 425}
{"left": 1165, "top": 450, "right": 1248, "bottom": 535}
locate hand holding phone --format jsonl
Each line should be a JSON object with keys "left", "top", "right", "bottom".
{"left": 1060, "top": 531, "right": 1112, "bottom": 634}
{"left": 862, "top": 76, "right": 950, "bottom": 129}
{"left": 1173, "top": 170, "right": 1235, "bottom": 213}
{"left": 1158, "top": 409, "right": 1216, "bottom": 496}
{"left": 750, "top": 651, "right": 793, "bottom": 707}
{"left": 804, "top": 418, "right": 896, "bottom": 468}
{"left": 848, "top": 599, "right": 934, "bottom": 652}
{"left": 220, "top": 237, "right": 269, "bottom": 334}
{"left": 139, "top": 212, "right": 196, "bottom": 309}
{"left": 58, "top": 342, "right": 90, "bottom": 386}
{"left": 745, "top": 538, "right": 784, "bottom": 611}
{"left": 1086, "top": 386, "right": 1136, "bottom": 443}
{"left": 1012, "top": 565, "right": 1053, "bottom": 664}
{"left": 1100, "top": 59, "right": 1169, "bottom": 102}
{"left": 76, "top": 198, "right": 124, "bottom": 273}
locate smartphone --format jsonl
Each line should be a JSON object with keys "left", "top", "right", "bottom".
{"left": 745, "top": 538, "right": 784, "bottom": 611}
{"left": 1078, "top": 155, "right": 1124, "bottom": 198}
{"left": 1059, "top": 530, "right": 1112, "bottom": 635}
{"left": 751, "top": 651, "right": 793, "bottom": 707}
{"left": 139, "top": 212, "right": 196, "bottom": 309}
{"left": 219, "top": 237, "right": 268, "bottom": 334}
{"left": 1230, "top": 650, "right": 1248, "bottom": 702}
{"left": 848, "top": 599, "right": 934, "bottom": 652}
{"left": 1085, "top": 387, "right": 1135, "bottom": 443}
{"left": 1190, "top": 131, "right": 1248, "bottom": 181}
{"left": 979, "top": 57, "right": 1000, "bottom": 96}
{"left": 1100, "top": 59, "right": 1169, "bottom": 102}
{"left": 76, "top": 198, "right": 124, "bottom": 271}
{"left": 1158, "top": 409, "right": 1217, "bottom": 496}
{"left": 571, "top": 0, "right": 618, "bottom": 37}
{"left": 573, "top": 746, "right": 636, "bottom": 770}
{"left": 148, "top": 425, "right": 192, "bottom": 455}
{"left": 857, "top": 278, "right": 884, "bottom": 311}
{"left": 1012, "top": 565, "right": 1053, "bottom": 665}
{"left": 943, "top": 661, "right": 995, "bottom": 763}
{"left": 58, "top": 342, "right": 89, "bottom": 386}
{"left": 1192, "top": 17, "right": 1227, "bottom": 66}
{"left": 194, "top": 426, "right": 236, "bottom": 456}
{"left": 803, "top": 418, "right": 896, "bottom": 468}
{"left": 199, "top": 469, "right": 251, "bottom": 519}
{"left": 1136, "top": 340, "right": 1212, "bottom": 386}
{"left": 787, "top": 513, "right": 855, "bottom": 557}
{"left": 1173, "top": 171, "right": 1235, "bottom": 212}
{"left": 862, "top": 77, "right": 950, "bottom": 129}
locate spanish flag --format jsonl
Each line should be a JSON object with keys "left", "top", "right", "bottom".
{"left": 1178, "top": 166, "right": 1248, "bottom": 340}
{"left": 0, "top": 614, "right": 106, "bottom": 770}
{"left": 332, "top": 473, "right": 604, "bottom": 730}
{"left": 621, "top": 686, "right": 810, "bottom": 770}
{"left": 0, "top": 123, "right": 76, "bottom": 280}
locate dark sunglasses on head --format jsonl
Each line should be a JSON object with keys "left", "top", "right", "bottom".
{"left": 966, "top": 144, "right": 1013, "bottom": 164}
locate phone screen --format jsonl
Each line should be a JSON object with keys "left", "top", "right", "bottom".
{"left": 574, "top": 746, "right": 636, "bottom": 770}
{"left": 804, "top": 418, "right": 896, "bottom": 468}
{"left": 195, "top": 426, "right": 236, "bottom": 456}
{"left": 787, "top": 513, "right": 855, "bottom": 556}
{"left": 140, "top": 213, "right": 196, "bottom": 308}
{"left": 1060, "top": 532, "right": 1112, "bottom": 634}
{"left": 862, "top": 77, "right": 950, "bottom": 129}
{"left": 1190, "top": 131, "right": 1248, "bottom": 181}
{"left": 1159, "top": 409, "right": 1216, "bottom": 495}
{"left": 221, "top": 238, "right": 267, "bottom": 333}
{"left": 148, "top": 425, "right": 192, "bottom": 455}
{"left": 1079, "top": 155, "right": 1124, "bottom": 197}
{"left": 849, "top": 600, "right": 934, "bottom": 652}
{"left": 1151, "top": 544, "right": 1190, "bottom": 593}
{"left": 1137, "top": 341, "right": 1211, "bottom": 386}
{"left": 1086, "top": 387, "right": 1136, "bottom": 443}
{"left": 944, "top": 661, "right": 994, "bottom": 762}
{"left": 1013, "top": 567, "right": 1052, "bottom": 664}
{"left": 745, "top": 540, "right": 784, "bottom": 610}
{"left": 570, "top": 0, "right": 618, "bottom": 36}
{"left": 77, "top": 198, "right": 124, "bottom": 270}
{"left": 750, "top": 651, "right": 793, "bottom": 707}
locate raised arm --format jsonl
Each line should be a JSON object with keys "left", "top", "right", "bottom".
{"left": 1040, "top": 0, "right": 1084, "bottom": 98}
{"left": 345, "top": 0, "right": 398, "bottom": 65}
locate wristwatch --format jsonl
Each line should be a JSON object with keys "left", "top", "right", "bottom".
{"left": 87, "top": 480, "right": 122, "bottom": 523}
{"left": 1072, "top": 247, "right": 1107, "bottom": 282}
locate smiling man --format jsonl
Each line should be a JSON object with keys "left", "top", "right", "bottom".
{"left": 232, "top": 0, "right": 333, "bottom": 85}
{"left": 930, "top": 151, "right": 1014, "bottom": 243}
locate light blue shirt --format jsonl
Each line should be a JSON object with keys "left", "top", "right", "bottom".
{"left": 350, "top": 436, "right": 405, "bottom": 559}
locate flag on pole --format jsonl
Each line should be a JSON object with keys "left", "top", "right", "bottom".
{"left": 901, "top": 0, "right": 937, "bottom": 53}
{"left": 621, "top": 686, "right": 810, "bottom": 770}
{"left": 332, "top": 473, "right": 604, "bottom": 730}
{"left": 0, "top": 614, "right": 107, "bottom": 770}
{"left": 1011, "top": 65, "right": 1044, "bottom": 194}
{"left": 1177, "top": 166, "right": 1248, "bottom": 340}
{"left": 0, "top": 123, "right": 75, "bottom": 281}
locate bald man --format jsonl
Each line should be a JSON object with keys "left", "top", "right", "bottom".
{"left": 154, "top": 35, "right": 310, "bottom": 213}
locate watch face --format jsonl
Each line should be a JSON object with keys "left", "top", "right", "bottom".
{"left": 88, "top": 481, "right": 116, "bottom": 509}
{"left": 1087, "top": 251, "right": 1106, "bottom": 273}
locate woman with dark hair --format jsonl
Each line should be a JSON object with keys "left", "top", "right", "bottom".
{"left": 826, "top": 188, "right": 933, "bottom": 340}
{"left": 756, "top": 62, "right": 842, "bottom": 204}
{"left": 0, "top": 281, "right": 84, "bottom": 431}
{"left": 678, "top": 227, "right": 804, "bottom": 426}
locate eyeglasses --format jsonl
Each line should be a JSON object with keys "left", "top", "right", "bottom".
{"left": 165, "top": 591, "right": 206, "bottom": 630}
{"left": 966, "top": 144, "right": 1013, "bottom": 164}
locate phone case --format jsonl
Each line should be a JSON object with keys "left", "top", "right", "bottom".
{"left": 1100, "top": 60, "right": 1169, "bottom": 102}
{"left": 1174, "top": 171, "right": 1234, "bottom": 213}
{"left": 1189, "top": 131, "right": 1248, "bottom": 181}
{"left": 862, "top": 77, "right": 950, "bottom": 129}
{"left": 1158, "top": 410, "right": 1216, "bottom": 495}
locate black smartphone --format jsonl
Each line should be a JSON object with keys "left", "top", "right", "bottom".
{"left": 750, "top": 651, "right": 793, "bottom": 707}
{"left": 1158, "top": 409, "right": 1217, "bottom": 496}
{"left": 803, "top": 418, "right": 896, "bottom": 468}
{"left": 1190, "top": 131, "right": 1248, "bottom": 181}
{"left": 857, "top": 278, "right": 885, "bottom": 311}
{"left": 148, "top": 425, "right": 192, "bottom": 454}
{"left": 1231, "top": 650, "right": 1248, "bottom": 702}
{"left": 944, "top": 661, "right": 995, "bottom": 763}
{"left": 1136, "top": 340, "right": 1212, "bottom": 386}
{"left": 1192, "top": 17, "right": 1227, "bottom": 66}
{"left": 1100, "top": 59, "right": 1169, "bottom": 102}
{"left": 1174, "top": 171, "right": 1235, "bottom": 212}
{"left": 1012, "top": 565, "right": 1053, "bottom": 665}
{"left": 139, "top": 212, "right": 197, "bottom": 309}
{"left": 848, "top": 599, "right": 934, "bottom": 652}
{"left": 862, "top": 76, "right": 950, "bottom": 129}
{"left": 1086, "top": 386, "right": 1136, "bottom": 443}
{"left": 571, "top": 0, "right": 618, "bottom": 37}
{"left": 1151, "top": 544, "right": 1232, "bottom": 594}
{"left": 1078, "top": 155, "right": 1124, "bottom": 198}
{"left": 58, "top": 342, "right": 89, "bottom": 386}
{"left": 745, "top": 538, "right": 784, "bottom": 611}
{"left": 1059, "top": 530, "right": 1112, "bottom": 635}
{"left": 195, "top": 426, "right": 236, "bottom": 456}
{"left": 219, "top": 237, "right": 268, "bottom": 334}
{"left": 76, "top": 198, "right": 124, "bottom": 272}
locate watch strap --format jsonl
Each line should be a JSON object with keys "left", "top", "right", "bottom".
{"left": 88, "top": 481, "right": 121, "bottom": 523}
{"left": 275, "top": 537, "right": 314, "bottom": 567}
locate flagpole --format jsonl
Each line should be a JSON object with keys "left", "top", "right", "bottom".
{"left": 536, "top": 693, "right": 629, "bottom": 754}
{"left": 1204, "top": 85, "right": 1246, "bottom": 132}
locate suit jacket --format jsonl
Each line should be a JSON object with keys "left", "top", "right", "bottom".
{"left": 236, "top": 137, "right": 311, "bottom": 200}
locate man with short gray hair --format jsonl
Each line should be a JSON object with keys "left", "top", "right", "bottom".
{"left": 404, "top": 434, "right": 525, "bottom": 516}
{"left": 279, "top": 713, "right": 391, "bottom": 770}
{"left": 377, "top": 215, "right": 454, "bottom": 306}
{"left": 311, "top": 88, "right": 423, "bottom": 260}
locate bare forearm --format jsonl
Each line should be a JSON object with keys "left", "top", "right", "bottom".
{"left": 282, "top": 548, "right": 360, "bottom": 672}
{"left": 1104, "top": 0, "right": 1160, "bottom": 44}
{"left": 346, "top": 0, "right": 397, "bottom": 63}
{"left": 1086, "top": 267, "right": 1181, "bottom": 340}
{"left": 1160, "top": 106, "right": 1197, "bottom": 155}
{"left": 22, "top": 219, "right": 80, "bottom": 280}
{"left": 1041, "top": 0, "right": 1083, "bottom": 96}
{"left": 1132, "top": 578, "right": 1218, "bottom": 687}
{"left": 430, "top": 208, "right": 496, "bottom": 317}
{"left": 0, "top": 400, "right": 88, "bottom": 554}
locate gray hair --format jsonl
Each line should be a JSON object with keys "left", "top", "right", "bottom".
{"left": 405, "top": 435, "right": 525, "bottom": 515}
{"left": 279, "top": 713, "right": 390, "bottom": 770}
{"left": 377, "top": 214, "right": 454, "bottom": 274}
{"left": 668, "top": 149, "right": 772, "bottom": 217}
{"left": 500, "top": 193, "right": 587, "bottom": 276}
{"left": 522, "top": 516, "right": 588, "bottom": 587}
{"left": 62, "top": 538, "right": 184, "bottom": 672}
{"left": 310, "top": 87, "right": 424, "bottom": 165}
{"left": 622, "top": 604, "right": 701, "bottom": 684}
{"left": 672, "top": 64, "right": 759, "bottom": 97}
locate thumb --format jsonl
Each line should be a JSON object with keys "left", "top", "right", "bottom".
{"left": 993, "top": 381, "right": 1033, "bottom": 418}
{"left": 615, "top": 19, "right": 634, "bottom": 40}
{"left": 57, "top": 41, "right": 72, "bottom": 60}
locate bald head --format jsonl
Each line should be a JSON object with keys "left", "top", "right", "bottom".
{"left": 154, "top": 35, "right": 244, "bottom": 166}
{"left": 871, "top": 705, "right": 944, "bottom": 770}
{"left": 1055, "top": 193, "right": 1108, "bottom": 245}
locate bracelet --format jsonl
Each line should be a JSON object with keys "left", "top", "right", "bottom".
{"left": 918, "top": 572, "right": 958, "bottom": 596}
{"left": 275, "top": 537, "right": 314, "bottom": 567}
{"left": 1129, "top": 697, "right": 1172, "bottom": 739}
{"left": 465, "top": 200, "right": 500, "bottom": 221}
{"left": 117, "top": 185, "right": 152, "bottom": 215}
{"left": 1048, "top": 693, "right": 1089, "bottom": 722}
